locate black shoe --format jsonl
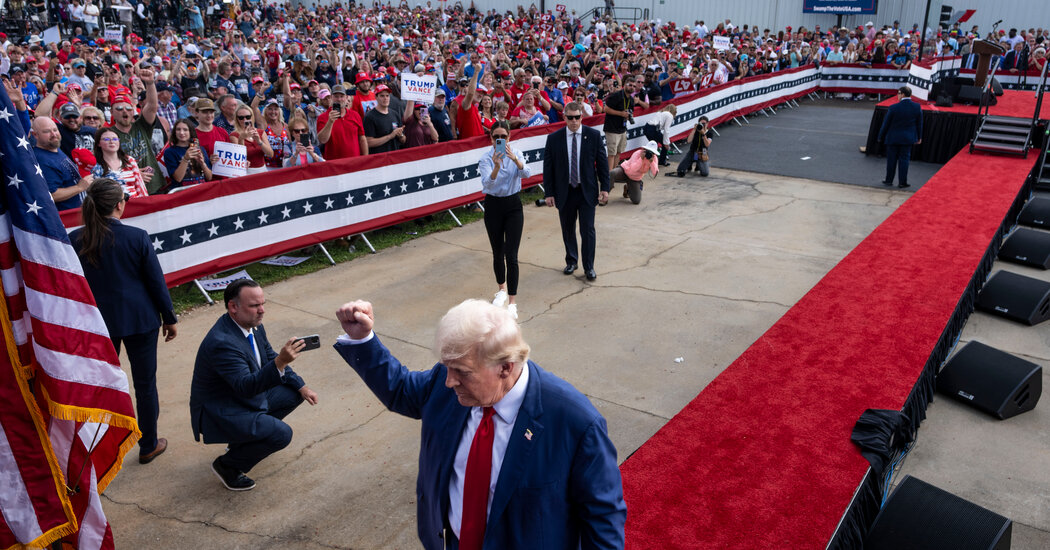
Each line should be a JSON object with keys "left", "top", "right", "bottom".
{"left": 563, "top": 264, "right": 577, "bottom": 275}
{"left": 666, "top": 172, "right": 684, "bottom": 178}
{"left": 585, "top": 269, "right": 597, "bottom": 281}
{"left": 212, "top": 457, "right": 255, "bottom": 491}
{"left": 881, "top": 180, "right": 893, "bottom": 186}
{"left": 898, "top": 183, "right": 910, "bottom": 188}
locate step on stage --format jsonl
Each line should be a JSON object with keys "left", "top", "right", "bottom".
{"left": 620, "top": 146, "right": 1039, "bottom": 549}
{"left": 864, "top": 90, "right": 1046, "bottom": 163}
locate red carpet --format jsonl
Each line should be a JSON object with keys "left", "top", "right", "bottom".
{"left": 876, "top": 89, "right": 1039, "bottom": 118}
{"left": 620, "top": 147, "right": 1037, "bottom": 549}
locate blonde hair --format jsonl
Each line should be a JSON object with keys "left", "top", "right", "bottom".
{"left": 661, "top": 103, "right": 677, "bottom": 116}
{"left": 435, "top": 299, "right": 530, "bottom": 367}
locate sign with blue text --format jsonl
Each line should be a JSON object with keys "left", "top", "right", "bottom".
{"left": 803, "top": 0, "right": 878, "bottom": 14}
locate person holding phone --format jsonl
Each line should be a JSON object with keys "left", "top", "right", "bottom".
{"left": 190, "top": 279, "right": 319, "bottom": 491}
{"left": 283, "top": 117, "right": 324, "bottom": 166}
{"left": 477, "top": 121, "right": 530, "bottom": 319}
{"left": 404, "top": 102, "right": 439, "bottom": 148}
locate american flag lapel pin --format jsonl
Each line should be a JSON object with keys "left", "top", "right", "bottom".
{"left": 524, "top": 428, "right": 533, "bottom": 441}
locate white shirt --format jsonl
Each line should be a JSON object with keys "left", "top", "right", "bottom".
{"left": 234, "top": 322, "right": 263, "bottom": 367}
{"left": 565, "top": 128, "right": 582, "bottom": 184}
{"left": 448, "top": 362, "right": 530, "bottom": 538}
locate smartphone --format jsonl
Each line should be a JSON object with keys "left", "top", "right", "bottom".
{"left": 299, "top": 133, "right": 310, "bottom": 146}
{"left": 332, "top": 102, "right": 341, "bottom": 112}
{"left": 297, "top": 334, "right": 321, "bottom": 351}
{"left": 495, "top": 138, "right": 506, "bottom": 154}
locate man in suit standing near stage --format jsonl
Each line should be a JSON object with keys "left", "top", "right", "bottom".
{"left": 333, "top": 298, "right": 626, "bottom": 550}
{"left": 544, "top": 102, "right": 610, "bottom": 281}
{"left": 190, "top": 279, "right": 319, "bottom": 491}
{"left": 879, "top": 86, "right": 923, "bottom": 189}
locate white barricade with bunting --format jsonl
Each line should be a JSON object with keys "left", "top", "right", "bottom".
{"left": 58, "top": 66, "right": 825, "bottom": 287}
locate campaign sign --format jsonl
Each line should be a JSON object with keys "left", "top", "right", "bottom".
{"left": 260, "top": 255, "right": 310, "bottom": 267}
{"left": 400, "top": 73, "right": 438, "bottom": 103}
{"left": 220, "top": 18, "right": 236, "bottom": 31}
{"left": 104, "top": 28, "right": 123, "bottom": 43}
{"left": 556, "top": 3, "right": 566, "bottom": 11}
{"left": 212, "top": 142, "right": 248, "bottom": 178}
{"left": 671, "top": 77, "right": 696, "bottom": 97}
{"left": 713, "top": 36, "right": 731, "bottom": 51}
{"left": 199, "top": 270, "right": 252, "bottom": 291}
{"left": 802, "top": 0, "right": 877, "bottom": 14}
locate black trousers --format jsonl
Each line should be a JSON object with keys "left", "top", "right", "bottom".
{"left": 483, "top": 193, "right": 524, "bottom": 295}
{"left": 885, "top": 143, "right": 912, "bottom": 185}
{"left": 221, "top": 385, "right": 304, "bottom": 473}
{"left": 558, "top": 185, "right": 597, "bottom": 271}
{"left": 112, "top": 330, "right": 160, "bottom": 454}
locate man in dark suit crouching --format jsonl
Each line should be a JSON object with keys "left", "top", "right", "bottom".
{"left": 544, "top": 102, "right": 611, "bottom": 281}
{"left": 190, "top": 279, "right": 319, "bottom": 491}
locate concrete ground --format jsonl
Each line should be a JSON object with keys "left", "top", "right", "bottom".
{"left": 99, "top": 101, "right": 1050, "bottom": 548}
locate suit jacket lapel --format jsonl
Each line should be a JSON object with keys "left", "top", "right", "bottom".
{"left": 486, "top": 361, "right": 545, "bottom": 529}
{"left": 438, "top": 401, "right": 471, "bottom": 521}
{"left": 224, "top": 314, "right": 259, "bottom": 371}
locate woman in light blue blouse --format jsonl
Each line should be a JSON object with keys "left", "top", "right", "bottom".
{"left": 477, "top": 120, "right": 531, "bottom": 319}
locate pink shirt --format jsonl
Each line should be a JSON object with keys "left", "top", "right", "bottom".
{"left": 619, "top": 149, "right": 659, "bottom": 181}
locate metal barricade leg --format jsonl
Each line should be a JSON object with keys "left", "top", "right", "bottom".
{"left": 317, "top": 243, "right": 336, "bottom": 265}
{"left": 193, "top": 279, "right": 216, "bottom": 305}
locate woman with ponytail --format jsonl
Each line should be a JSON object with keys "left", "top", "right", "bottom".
{"left": 70, "top": 178, "right": 178, "bottom": 465}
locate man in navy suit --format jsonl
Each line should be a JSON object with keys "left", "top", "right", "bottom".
{"left": 544, "top": 102, "right": 611, "bottom": 281}
{"left": 190, "top": 279, "right": 319, "bottom": 491}
{"left": 879, "top": 86, "right": 923, "bottom": 189}
{"left": 334, "top": 299, "right": 626, "bottom": 550}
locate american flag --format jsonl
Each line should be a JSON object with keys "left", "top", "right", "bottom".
{"left": 0, "top": 86, "right": 139, "bottom": 548}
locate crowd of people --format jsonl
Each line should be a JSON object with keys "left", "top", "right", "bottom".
{"left": 3, "top": 1, "right": 1048, "bottom": 210}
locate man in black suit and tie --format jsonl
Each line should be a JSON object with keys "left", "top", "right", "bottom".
{"left": 879, "top": 86, "right": 923, "bottom": 189}
{"left": 190, "top": 279, "right": 318, "bottom": 491}
{"left": 544, "top": 102, "right": 610, "bottom": 281}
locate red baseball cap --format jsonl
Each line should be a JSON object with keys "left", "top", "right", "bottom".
{"left": 374, "top": 84, "right": 391, "bottom": 95}
{"left": 355, "top": 72, "right": 372, "bottom": 83}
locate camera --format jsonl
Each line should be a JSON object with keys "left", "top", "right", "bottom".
{"left": 643, "top": 151, "right": 653, "bottom": 160}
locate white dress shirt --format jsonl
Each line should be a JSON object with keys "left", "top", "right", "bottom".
{"left": 565, "top": 128, "right": 582, "bottom": 184}
{"left": 448, "top": 362, "right": 530, "bottom": 538}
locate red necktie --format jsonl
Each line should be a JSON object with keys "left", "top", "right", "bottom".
{"left": 460, "top": 407, "right": 496, "bottom": 550}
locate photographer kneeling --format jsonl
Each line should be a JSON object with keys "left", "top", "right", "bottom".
{"left": 609, "top": 140, "right": 660, "bottom": 204}
{"left": 670, "top": 116, "right": 713, "bottom": 178}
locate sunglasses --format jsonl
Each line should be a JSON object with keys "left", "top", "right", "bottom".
{"left": 100, "top": 136, "right": 120, "bottom": 142}
{"left": 289, "top": 128, "right": 307, "bottom": 134}
{"left": 564, "top": 114, "right": 582, "bottom": 120}
{"left": 237, "top": 115, "right": 253, "bottom": 120}
{"left": 113, "top": 105, "right": 135, "bottom": 112}
{"left": 122, "top": 192, "right": 131, "bottom": 202}
{"left": 491, "top": 133, "right": 509, "bottom": 139}
{"left": 82, "top": 115, "right": 101, "bottom": 121}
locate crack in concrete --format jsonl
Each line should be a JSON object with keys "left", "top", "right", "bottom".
{"left": 374, "top": 331, "right": 430, "bottom": 353}
{"left": 588, "top": 394, "right": 672, "bottom": 421}
{"left": 259, "top": 409, "right": 386, "bottom": 480}
{"left": 600, "top": 236, "right": 691, "bottom": 278}
{"left": 102, "top": 494, "right": 353, "bottom": 549}
{"left": 431, "top": 235, "right": 553, "bottom": 273}
{"left": 519, "top": 285, "right": 590, "bottom": 324}
{"left": 592, "top": 284, "right": 794, "bottom": 308}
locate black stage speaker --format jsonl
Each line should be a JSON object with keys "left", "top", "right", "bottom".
{"left": 999, "top": 228, "right": 1050, "bottom": 268}
{"left": 937, "top": 341, "right": 1042, "bottom": 419}
{"left": 957, "top": 85, "right": 997, "bottom": 106}
{"left": 865, "top": 475, "right": 1012, "bottom": 550}
{"left": 1018, "top": 197, "right": 1050, "bottom": 227}
{"left": 976, "top": 270, "right": 1050, "bottom": 325}
{"left": 991, "top": 77, "right": 1004, "bottom": 96}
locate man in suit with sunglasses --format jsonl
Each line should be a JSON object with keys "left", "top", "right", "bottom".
{"left": 543, "top": 102, "right": 610, "bottom": 281}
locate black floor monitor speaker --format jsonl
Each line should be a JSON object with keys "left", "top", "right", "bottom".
{"left": 999, "top": 228, "right": 1050, "bottom": 269}
{"left": 991, "top": 77, "right": 1004, "bottom": 96}
{"left": 937, "top": 341, "right": 1042, "bottom": 419}
{"left": 865, "top": 475, "right": 1012, "bottom": 550}
{"left": 1018, "top": 197, "right": 1050, "bottom": 227}
{"left": 976, "top": 270, "right": 1050, "bottom": 325}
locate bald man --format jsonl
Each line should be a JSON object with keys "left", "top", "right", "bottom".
{"left": 32, "top": 117, "right": 94, "bottom": 211}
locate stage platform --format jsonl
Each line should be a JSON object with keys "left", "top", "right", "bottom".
{"left": 864, "top": 90, "right": 1046, "bottom": 163}
{"left": 620, "top": 146, "right": 1039, "bottom": 548}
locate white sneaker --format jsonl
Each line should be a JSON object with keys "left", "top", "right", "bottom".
{"left": 492, "top": 290, "right": 508, "bottom": 307}
{"left": 507, "top": 303, "right": 518, "bottom": 320}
